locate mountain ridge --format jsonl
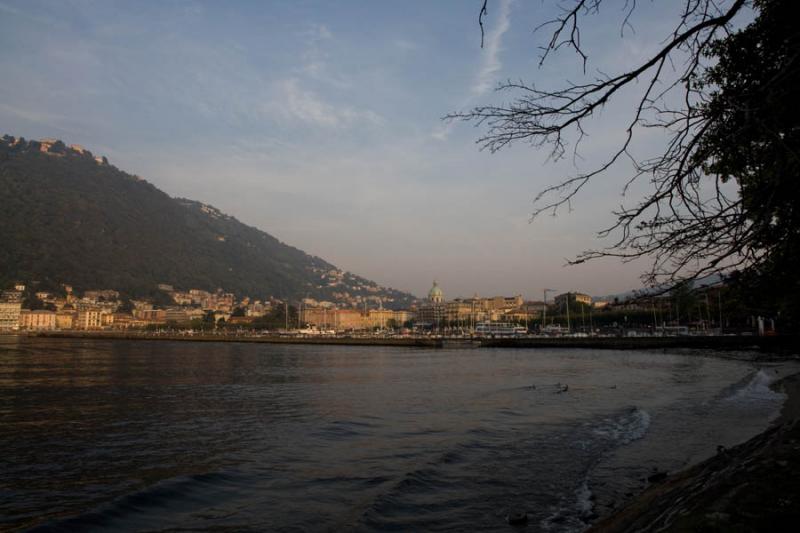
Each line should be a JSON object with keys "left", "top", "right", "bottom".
{"left": 0, "top": 134, "right": 415, "bottom": 309}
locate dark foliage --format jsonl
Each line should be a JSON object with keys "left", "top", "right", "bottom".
{"left": 697, "top": 0, "right": 800, "bottom": 327}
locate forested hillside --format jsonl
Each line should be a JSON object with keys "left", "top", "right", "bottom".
{"left": 0, "top": 135, "right": 414, "bottom": 308}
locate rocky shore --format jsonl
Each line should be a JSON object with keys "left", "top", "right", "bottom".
{"left": 590, "top": 373, "right": 800, "bottom": 532}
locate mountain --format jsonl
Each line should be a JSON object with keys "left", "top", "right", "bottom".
{"left": 0, "top": 135, "right": 415, "bottom": 308}
{"left": 594, "top": 273, "right": 725, "bottom": 303}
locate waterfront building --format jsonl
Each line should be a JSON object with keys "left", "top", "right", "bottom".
{"left": 364, "top": 309, "right": 414, "bottom": 329}
{"left": 445, "top": 301, "right": 475, "bottom": 323}
{"left": 56, "top": 310, "right": 76, "bottom": 330}
{"left": 19, "top": 310, "right": 56, "bottom": 330}
{"left": 76, "top": 308, "right": 106, "bottom": 330}
{"left": 339, "top": 309, "right": 367, "bottom": 330}
{"left": 0, "top": 301, "right": 22, "bottom": 331}
{"left": 302, "top": 308, "right": 365, "bottom": 330}
{"left": 392, "top": 310, "right": 415, "bottom": 325}
{"left": 301, "top": 307, "right": 330, "bottom": 328}
{"left": 302, "top": 307, "right": 415, "bottom": 330}
{"left": 365, "top": 308, "right": 393, "bottom": 329}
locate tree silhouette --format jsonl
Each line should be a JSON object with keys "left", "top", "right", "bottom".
{"left": 451, "top": 0, "right": 798, "bottom": 295}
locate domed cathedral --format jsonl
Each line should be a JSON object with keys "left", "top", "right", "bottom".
{"left": 417, "top": 280, "right": 446, "bottom": 330}
{"left": 428, "top": 280, "right": 444, "bottom": 304}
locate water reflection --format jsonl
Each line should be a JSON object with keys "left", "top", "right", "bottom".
{"left": 0, "top": 337, "right": 794, "bottom": 531}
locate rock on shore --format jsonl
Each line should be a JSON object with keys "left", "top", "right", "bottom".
{"left": 590, "top": 374, "right": 800, "bottom": 532}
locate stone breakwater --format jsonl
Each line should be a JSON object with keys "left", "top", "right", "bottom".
{"left": 589, "top": 373, "right": 800, "bottom": 532}
{"left": 26, "top": 331, "right": 443, "bottom": 348}
{"left": 25, "top": 331, "right": 800, "bottom": 353}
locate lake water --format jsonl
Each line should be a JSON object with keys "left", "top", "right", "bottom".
{"left": 1, "top": 337, "right": 796, "bottom": 532}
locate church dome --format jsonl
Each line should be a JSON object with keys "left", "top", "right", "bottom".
{"left": 428, "top": 281, "right": 444, "bottom": 303}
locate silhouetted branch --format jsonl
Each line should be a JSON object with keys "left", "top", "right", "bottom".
{"left": 456, "top": 0, "right": 752, "bottom": 287}
{"left": 479, "top": 0, "right": 488, "bottom": 48}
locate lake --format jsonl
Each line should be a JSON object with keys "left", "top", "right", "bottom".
{"left": 0, "top": 337, "right": 794, "bottom": 531}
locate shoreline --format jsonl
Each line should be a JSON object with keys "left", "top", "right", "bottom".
{"left": 589, "top": 371, "right": 800, "bottom": 531}
{"left": 11, "top": 330, "right": 799, "bottom": 354}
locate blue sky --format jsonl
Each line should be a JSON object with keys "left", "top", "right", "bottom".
{"left": 1, "top": 0, "right": 695, "bottom": 299}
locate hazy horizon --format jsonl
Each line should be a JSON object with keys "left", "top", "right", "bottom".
{"left": 0, "top": 0, "right": 686, "bottom": 299}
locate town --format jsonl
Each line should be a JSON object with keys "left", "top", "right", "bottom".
{"left": 1, "top": 279, "right": 742, "bottom": 337}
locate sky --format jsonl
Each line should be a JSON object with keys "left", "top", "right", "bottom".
{"left": 0, "top": 0, "right": 693, "bottom": 299}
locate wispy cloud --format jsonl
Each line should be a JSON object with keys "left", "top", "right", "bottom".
{"left": 433, "top": 0, "right": 512, "bottom": 141}
{"left": 471, "top": 0, "right": 512, "bottom": 96}
{"left": 297, "top": 23, "right": 352, "bottom": 89}
{"left": 277, "top": 78, "right": 382, "bottom": 128}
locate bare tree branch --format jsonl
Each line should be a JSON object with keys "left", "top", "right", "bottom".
{"left": 479, "top": 0, "right": 488, "bottom": 48}
{"left": 456, "top": 0, "right": 756, "bottom": 289}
